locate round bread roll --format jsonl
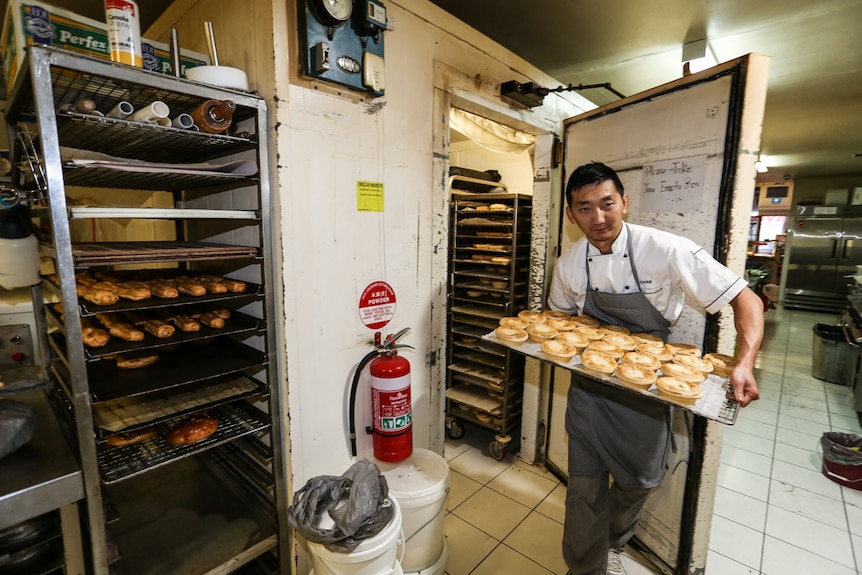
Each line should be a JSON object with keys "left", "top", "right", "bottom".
{"left": 517, "top": 310, "right": 546, "bottom": 323}
{"left": 621, "top": 351, "right": 662, "bottom": 371}
{"left": 614, "top": 363, "right": 658, "bottom": 389}
{"left": 666, "top": 342, "right": 701, "bottom": 357}
{"left": 571, "top": 315, "right": 600, "bottom": 328}
{"left": 637, "top": 343, "right": 674, "bottom": 362}
{"left": 656, "top": 376, "right": 703, "bottom": 403}
{"left": 499, "top": 316, "right": 529, "bottom": 329}
{"left": 580, "top": 350, "right": 618, "bottom": 375}
{"left": 585, "top": 340, "right": 625, "bottom": 359}
{"left": 600, "top": 324, "right": 631, "bottom": 335}
{"left": 475, "top": 410, "right": 493, "bottom": 423}
{"left": 672, "top": 354, "right": 715, "bottom": 375}
{"left": 546, "top": 318, "right": 576, "bottom": 331}
{"left": 166, "top": 417, "right": 218, "bottom": 446}
{"left": 631, "top": 332, "right": 664, "bottom": 345}
{"left": 544, "top": 309, "right": 573, "bottom": 320}
{"left": 557, "top": 331, "right": 590, "bottom": 350}
{"left": 541, "top": 339, "right": 580, "bottom": 362}
{"left": 466, "top": 289, "right": 485, "bottom": 297}
{"left": 105, "top": 427, "right": 157, "bottom": 447}
{"left": 704, "top": 353, "right": 738, "bottom": 377}
{"left": 526, "top": 322, "right": 558, "bottom": 343}
{"left": 495, "top": 326, "right": 528, "bottom": 345}
{"left": 603, "top": 332, "right": 638, "bottom": 351}
{"left": 661, "top": 362, "right": 706, "bottom": 384}
{"left": 575, "top": 326, "right": 605, "bottom": 341}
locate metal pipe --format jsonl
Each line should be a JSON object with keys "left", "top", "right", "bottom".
{"left": 204, "top": 22, "right": 219, "bottom": 66}
{"left": 169, "top": 28, "right": 181, "bottom": 77}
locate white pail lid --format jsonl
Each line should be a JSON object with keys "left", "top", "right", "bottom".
{"left": 376, "top": 448, "right": 449, "bottom": 500}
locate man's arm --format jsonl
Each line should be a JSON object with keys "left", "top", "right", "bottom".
{"left": 728, "top": 286, "right": 764, "bottom": 406}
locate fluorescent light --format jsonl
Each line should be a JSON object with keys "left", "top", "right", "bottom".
{"left": 682, "top": 39, "right": 718, "bottom": 73}
{"left": 755, "top": 160, "right": 768, "bottom": 173}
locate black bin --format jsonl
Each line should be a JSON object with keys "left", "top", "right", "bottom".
{"left": 812, "top": 324, "right": 857, "bottom": 385}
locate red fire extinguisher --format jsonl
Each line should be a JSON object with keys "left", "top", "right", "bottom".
{"left": 348, "top": 328, "right": 413, "bottom": 462}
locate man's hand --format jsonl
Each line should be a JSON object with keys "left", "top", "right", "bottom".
{"left": 729, "top": 362, "right": 760, "bottom": 406}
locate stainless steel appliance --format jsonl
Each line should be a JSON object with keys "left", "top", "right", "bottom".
{"left": 783, "top": 205, "right": 862, "bottom": 312}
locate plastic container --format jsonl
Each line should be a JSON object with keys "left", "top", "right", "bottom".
{"left": 376, "top": 449, "right": 449, "bottom": 573}
{"left": 307, "top": 497, "right": 403, "bottom": 575}
{"left": 812, "top": 324, "right": 857, "bottom": 385}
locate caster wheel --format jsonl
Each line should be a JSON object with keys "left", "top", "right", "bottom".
{"left": 489, "top": 440, "right": 506, "bottom": 461}
{"left": 447, "top": 420, "right": 464, "bottom": 439}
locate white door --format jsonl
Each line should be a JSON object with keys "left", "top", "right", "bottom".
{"left": 545, "top": 54, "right": 769, "bottom": 573}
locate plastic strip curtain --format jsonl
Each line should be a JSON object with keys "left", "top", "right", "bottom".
{"left": 449, "top": 108, "right": 535, "bottom": 157}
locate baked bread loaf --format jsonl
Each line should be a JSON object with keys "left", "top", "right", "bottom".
{"left": 571, "top": 315, "right": 600, "bottom": 328}
{"left": 656, "top": 376, "right": 703, "bottom": 403}
{"left": 495, "top": 326, "right": 528, "bottom": 345}
{"left": 499, "top": 317, "right": 529, "bottom": 329}
{"left": 661, "top": 361, "right": 706, "bottom": 383}
{"left": 517, "top": 310, "right": 546, "bottom": 323}
{"left": 614, "top": 363, "right": 658, "bottom": 388}
{"left": 166, "top": 416, "right": 218, "bottom": 446}
{"left": 621, "top": 351, "right": 662, "bottom": 371}
{"left": 672, "top": 354, "right": 715, "bottom": 375}
{"left": 580, "top": 350, "right": 618, "bottom": 375}
{"left": 541, "top": 339, "right": 580, "bottom": 362}
{"left": 704, "top": 353, "right": 738, "bottom": 377}
{"left": 106, "top": 427, "right": 157, "bottom": 447}
{"left": 666, "top": 342, "right": 701, "bottom": 356}
{"left": 602, "top": 332, "right": 638, "bottom": 351}
{"left": 116, "top": 353, "right": 160, "bottom": 369}
{"left": 526, "top": 322, "right": 558, "bottom": 343}
{"left": 586, "top": 340, "right": 624, "bottom": 359}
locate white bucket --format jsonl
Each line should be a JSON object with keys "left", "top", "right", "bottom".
{"left": 403, "top": 539, "right": 447, "bottom": 575}
{"left": 376, "top": 449, "right": 449, "bottom": 573}
{"left": 308, "top": 496, "right": 403, "bottom": 575}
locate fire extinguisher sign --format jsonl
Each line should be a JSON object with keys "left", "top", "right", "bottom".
{"left": 358, "top": 281, "right": 397, "bottom": 330}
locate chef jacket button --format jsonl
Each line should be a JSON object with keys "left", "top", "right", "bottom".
{"left": 625, "top": 286, "right": 630, "bottom": 290}
{"left": 594, "top": 288, "right": 599, "bottom": 292}
{"left": 624, "top": 253, "right": 628, "bottom": 258}
{"left": 588, "top": 258, "right": 593, "bottom": 262}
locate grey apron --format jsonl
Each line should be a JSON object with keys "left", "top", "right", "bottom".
{"left": 567, "top": 225, "right": 672, "bottom": 487}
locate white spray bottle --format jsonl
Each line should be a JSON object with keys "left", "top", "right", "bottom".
{"left": 105, "top": 0, "right": 143, "bottom": 67}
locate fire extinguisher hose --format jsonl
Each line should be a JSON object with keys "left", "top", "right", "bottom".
{"left": 348, "top": 349, "right": 382, "bottom": 457}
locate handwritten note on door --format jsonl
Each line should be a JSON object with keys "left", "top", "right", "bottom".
{"left": 641, "top": 156, "right": 706, "bottom": 212}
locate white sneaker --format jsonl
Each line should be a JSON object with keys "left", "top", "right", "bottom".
{"left": 607, "top": 548, "right": 627, "bottom": 575}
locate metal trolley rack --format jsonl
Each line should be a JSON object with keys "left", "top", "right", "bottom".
{"left": 4, "top": 46, "right": 288, "bottom": 575}
{"left": 444, "top": 185, "right": 532, "bottom": 459}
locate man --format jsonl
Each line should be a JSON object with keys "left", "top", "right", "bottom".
{"left": 548, "top": 162, "right": 763, "bottom": 575}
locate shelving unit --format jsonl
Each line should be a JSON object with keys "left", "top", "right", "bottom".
{"left": 4, "top": 47, "right": 287, "bottom": 575}
{"left": 444, "top": 187, "right": 531, "bottom": 459}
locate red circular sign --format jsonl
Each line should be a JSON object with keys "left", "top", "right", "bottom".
{"left": 358, "top": 281, "right": 397, "bottom": 330}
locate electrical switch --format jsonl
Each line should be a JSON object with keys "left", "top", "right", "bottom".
{"left": 313, "top": 42, "right": 331, "bottom": 73}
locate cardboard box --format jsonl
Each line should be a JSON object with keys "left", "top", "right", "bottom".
{"left": 1, "top": 1, "right": 209, "bottom": 92}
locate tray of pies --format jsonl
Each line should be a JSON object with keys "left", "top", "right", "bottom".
{"left": 482, "top": 317, "right": 740, "bottom": 424}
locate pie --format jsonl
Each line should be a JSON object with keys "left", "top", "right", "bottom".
{"left": 499, "top": 316, "right": 529, "bottom": 329}
{"left": 541, "top": 339, "right": 580, "bottom": 361}
{"left": 557, "top": 331, "right": 590, "bottom": 350}
{"left": 661, "top": 361, "right": 706, "bottom": 383}
{"left": 631, "top": 332, "right": 664, "bottom": 345}
{"left": 672, "top": 354, "right": 715, "bottom": 375}
{"left": 656, "top": 376, "right": 703, "bottom": 403}
{"left": 546, "top": 318, "right": 576, "bottom": 331}
{"left": 614, "top": 363, "right": 658, "bottom": 388}
{"left": 637, "top": 343, "right": 674, "bottom": 362}
{"left": 574, "top": 326, "right": 605, "bottom": 341}
{"left": 704, "top": 353, "right": 738, "bottom": 377}
{"left": 495, "top": 326, "right": 528, "bottom": 344}
{"left": 585, "top": 340, "right": 625, "bottom": 359}
{"left": 600, "top": 324, "right": 631, "bottom": 335}
{"left": 517, "top": 310, "right": 546, "bottom": 323}
{"left": 621, "top": 351, "right": 662, "bottom": 371}
{"left": 544, "top": 310, "right": 573, "bottom": 320}
{"left": 602, "top": 332, "right": 638, "bottom": 351}
{"left": 526, "top": 322, "right": 558, "bottom": 342}
{"left": 665, "top": 342, "right": 701, "bottom": 357}
{"left": 571, "top": 315, "right": 600, "bottom": 328}
{"left": 580, "top": 350, "right": 618, "bottom": 375}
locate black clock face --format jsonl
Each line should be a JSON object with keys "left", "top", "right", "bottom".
{"left": 311, "top": 0, "right": 353, "bottom": 26}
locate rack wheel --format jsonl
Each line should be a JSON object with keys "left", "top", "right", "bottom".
{"left": 447, "top": 419, "right": 464, "bottom": 439}
{"left": 489, "top": 440, "right": 506, "bottom": 460}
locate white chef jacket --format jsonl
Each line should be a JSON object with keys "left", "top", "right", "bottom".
{"left": 548, "top": 223, "right": 746, "bottom": 324}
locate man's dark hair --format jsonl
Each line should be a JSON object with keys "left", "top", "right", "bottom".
{"left": 564, "top": 162, "right": 625, "bottom": 207}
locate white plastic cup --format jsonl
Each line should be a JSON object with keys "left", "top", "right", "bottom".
{"left": 106, "top": 101, "right": 134, "bottom": 119}
{"left": 129, "top": 101, "right": 170, "bottom": 124}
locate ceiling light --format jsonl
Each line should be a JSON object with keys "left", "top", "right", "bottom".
{"left": 755, "top": 154, "right": 768, "bottom": 173}
{"left": 682, "top": 39, "right": 718, "bottom": 74}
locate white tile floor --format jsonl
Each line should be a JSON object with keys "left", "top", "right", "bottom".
{"left": 443, "top": 306, "right": 862, "bottom": 575}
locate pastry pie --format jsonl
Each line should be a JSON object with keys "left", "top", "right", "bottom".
{"left": 600, "top": 324, "right": 631, "bottom": 335}
{"left": 541, "top": 339, "right": 580, "bottom": 361}
{"left": 557, "top": 331, "right": 590, "bottom": 350}
{"left": 614, "top": 363, "right": 658, "bottom": 388}
{"left": 661, "top": 361, "right": 706, "bottom": 383}
{"left": 637, "top": 343, "right": 674, "bottom": 362}
{"left": 499, "top": 316, "right": 529, "bottom": 329}
{"left": 672, "top": 354, "right": 715, "bottom": 375}
{"left": 495, "top": 326, "right": 528, "bottom": 344}
{"left": 665, "top": 342, "right": 701, "bottom": 357}
{"left": 574, "top": 326, "right": 605, "bottom": 341}
{"left": 585, "top": 340, "right": 625, "bottom": 359}
{"left": 631, "top": 332, "right": 664, "bottom": 345}
{"left": 546, "top": 318, "right": 576, "bottom": 331}
{"left": 571, "top": 315, "right": 600, "bottom": 328}
{"left": 656, "top": 376, "right": 703, "bottom": 403}
{"left": 517, "top": 310, "right": 546, "bottom": 323}
{"left": 526, "top": 322, "right": 558, "bottom": 342}
{"left": 544, "top": 309, "right": 573, "bottom": 320}
{"left": 602, "top": 332, "right": 638, "bottom": 351}
{"left": 580, "top": 350, "right": 618, "bottom": 375}
{"left": 621, "top": 351, "right": 662, "bottom": 371}
{"left": 704, "top": 353, "right": 738, "bottom": 377}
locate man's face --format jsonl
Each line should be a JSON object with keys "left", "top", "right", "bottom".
{"left": 564, "top": 180, "right": 629, "bottom": 250}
